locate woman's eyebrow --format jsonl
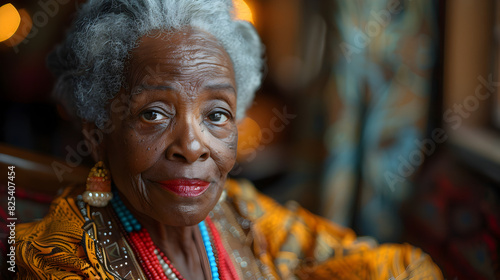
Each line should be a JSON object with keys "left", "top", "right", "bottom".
{"left": 131, "top": 84, "right": 177, "bottom": 95}
{"left": 137, "top": 84, "right": 177, "bottom": 91}
{"left": 131, "top": 83, "right": 236, "bottom": 96}
{"left": 204, "top": 84, "right": 236, "bottom": 94}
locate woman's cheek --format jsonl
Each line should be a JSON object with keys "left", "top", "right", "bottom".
{"left": 210, "top": 129, "right": 238, "bottom": 175}
{"left": 224, "top": 124, "right": 238, "bottom": 154}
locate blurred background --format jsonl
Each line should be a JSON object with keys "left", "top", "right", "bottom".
{"left": 1, "top": 0, "right": 500, "bottom": 279}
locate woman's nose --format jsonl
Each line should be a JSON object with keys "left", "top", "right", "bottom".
{"left": 165, "top": 119, "right": 210, "bottom": 163}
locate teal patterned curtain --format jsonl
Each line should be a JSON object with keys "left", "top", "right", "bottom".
{"left": 321, "top": 0, "right": 438, "bottom": 241}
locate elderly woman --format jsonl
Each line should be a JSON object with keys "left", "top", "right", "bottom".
{"left": 15, "top": 0, "right": 443, "bottom": 279}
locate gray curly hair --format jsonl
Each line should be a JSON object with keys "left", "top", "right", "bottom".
{"left": 48, "top": 0, "right": 264, "bottom": 127}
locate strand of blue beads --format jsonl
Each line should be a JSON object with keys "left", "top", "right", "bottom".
{"left": 111, "top": 189, "right": 142, "bottom": 233}
{"left": 198, "top": 221, "right": 219, "bottom": 280}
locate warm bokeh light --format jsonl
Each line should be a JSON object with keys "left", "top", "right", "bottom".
{"left": 0, "top": 3, "right": 21, "bottom": 42}
{"left": 3, "top": 8, "right": 32, "bottom": 47}
{"left": 237, "top": 117, "right": 262, "bottom": 161}
{"left": 234, "top": 0, "right": 254, "bottom": 24}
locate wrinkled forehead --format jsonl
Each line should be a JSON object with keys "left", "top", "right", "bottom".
{"left": 124, "top": 27, "right": 235, "bottom": 91}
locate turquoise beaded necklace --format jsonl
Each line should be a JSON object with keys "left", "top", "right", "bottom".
{"left": 111, "top": 190, "right": 220, "bottom": 280}
{"left": 199, "top": 219, "right": 219, "bottom": 279}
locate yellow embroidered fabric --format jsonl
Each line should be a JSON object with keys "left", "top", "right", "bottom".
{"left": 225, "top": 179, "right": 444, "bottom": 279}
{"left": 15, "top": 186, "right": 115, "bottom": 280}
{"left": 15, "top": 180, "right": 443, "bottom": 279}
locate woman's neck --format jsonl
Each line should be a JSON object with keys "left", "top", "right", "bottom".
{"left": 122, "top": 196, "right": 210, "bottom": 279}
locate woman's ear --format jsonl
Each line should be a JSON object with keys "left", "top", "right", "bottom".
{"left": 81, "top": 121, "right": 105, "bottom": 162}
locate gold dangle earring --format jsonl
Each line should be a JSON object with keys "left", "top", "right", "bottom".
{"left": 83, "top": 161, "right": 113, "bottom": 207}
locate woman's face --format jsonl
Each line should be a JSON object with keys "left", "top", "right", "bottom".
{"left": 102, "top": 28, "right": 238, "bottom": 226}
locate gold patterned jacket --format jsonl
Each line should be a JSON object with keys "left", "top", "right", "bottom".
{"left": 15, "top": 179, "right": 443, "bottom": 279}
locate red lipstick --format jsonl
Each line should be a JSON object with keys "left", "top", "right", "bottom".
{"left": 158, "top": 179, "right": 210, "bottom": 197}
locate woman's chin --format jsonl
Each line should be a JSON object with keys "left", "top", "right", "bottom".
{"left": 154, "top": 209, "right": 211, "bottom": 227}
{"left": 146, "top": 192, "right": 221, "bottom": 227}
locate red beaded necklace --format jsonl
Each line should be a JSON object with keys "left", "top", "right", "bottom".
{"left": 110, "top": 189, "right": 238, "bottom": 279}
{"left": 123, "top": 216, "right": 238, "bottom": 280}
{"left": 128, "top": 228, "right": 183, "bottom": 280}
{"left": 206, "top": 218, "right": 240, "bottom": 280}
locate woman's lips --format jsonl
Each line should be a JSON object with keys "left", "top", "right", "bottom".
{"left": 158, "top": 179, "right": 210, "bottom": 197}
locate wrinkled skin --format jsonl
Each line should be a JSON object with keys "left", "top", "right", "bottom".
{"left": 83, "top": 27, "right": 238, "bottom": 279}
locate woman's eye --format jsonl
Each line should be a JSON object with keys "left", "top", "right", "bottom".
{"left": 141, "top": 110, "right": 167, "bottom": 122}
{"left": 207, "top": 112, "right": 229, "bottom": 124}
